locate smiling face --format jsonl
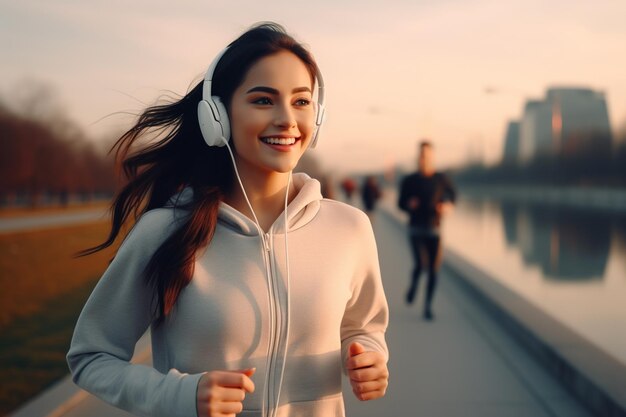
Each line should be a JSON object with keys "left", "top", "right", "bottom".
{"left": 228, "top": 50, "right": 316, "bottom": 177}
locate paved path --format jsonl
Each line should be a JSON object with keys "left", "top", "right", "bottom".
{"left": 11, "top": 206, "right": 595, "bottom": 417}
{"left": 0, "top": 209, "right": 108, "bottom": 234}
{"left": 342, "top": 209, "right": 593, "bottom": 417}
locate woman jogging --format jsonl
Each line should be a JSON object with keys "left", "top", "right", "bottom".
{"left": 67, "top": 22, "right": 389, "bottom": 417}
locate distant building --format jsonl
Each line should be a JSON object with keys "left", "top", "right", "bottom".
{"left": 547, "top": 87, "right": 611, "bottom": 156}
{"left": 519, "top": 100, "right": 552, "bottom": 162}
{"left": 502, "top": 121, "right": 520, "bottom": 163}
{"left": 510, "top": 87, "right": 611, "bottom": 163}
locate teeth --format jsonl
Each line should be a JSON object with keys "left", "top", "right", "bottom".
{"left": 262, "top": 137, "right": 296, "bottom": 145}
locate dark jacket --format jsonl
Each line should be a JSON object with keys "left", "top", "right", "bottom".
{"left": 398, "top": 172, "right": 456, "bottom": 229}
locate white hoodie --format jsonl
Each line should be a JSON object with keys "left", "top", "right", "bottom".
{"left": 67, "top": 173, "right": 389, "bottom": 417}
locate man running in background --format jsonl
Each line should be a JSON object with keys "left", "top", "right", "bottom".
{"left": 398, "top": 141, "right": 456, "bottom": 320}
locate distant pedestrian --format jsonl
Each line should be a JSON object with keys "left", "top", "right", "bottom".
{"left": 398, "top": 141, "right": 456, "bottom": 320}
{"left": 341, "top": 177, "right": 357, "bottom": 201}
{"left": 361, "top": 175, "right": 382, "bottom": 221}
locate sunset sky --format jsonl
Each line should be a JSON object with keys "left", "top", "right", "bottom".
{"left": 2, "top": 0, "right": 625, "bottom": 175}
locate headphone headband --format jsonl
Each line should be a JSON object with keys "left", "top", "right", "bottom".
{"left": 198, "top": 46, "right": 325, "bottom": 148}
{"left": 201, "top": 47, "right": 229, "bottom": 106}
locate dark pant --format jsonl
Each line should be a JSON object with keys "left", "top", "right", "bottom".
{"left": 407, "top": 231, "right": 441, "bottom": 311}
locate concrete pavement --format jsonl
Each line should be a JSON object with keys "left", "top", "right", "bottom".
{"left": 341, "top": 209, "right": 593, "bottom": 417}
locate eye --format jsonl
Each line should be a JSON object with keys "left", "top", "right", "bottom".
{"left": 295, "top": 98, "right": 311, "bottom": 106}
{"left": 251, "top": 96, "right": 273, "bottom": 105}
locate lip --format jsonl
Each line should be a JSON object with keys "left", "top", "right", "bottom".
{"left": 260, "top": 134, "right": 299, "bottom": 139}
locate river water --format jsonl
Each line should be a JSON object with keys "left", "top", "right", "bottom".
{"left": 442, "top": 195, "right": 626, "bottom": 366}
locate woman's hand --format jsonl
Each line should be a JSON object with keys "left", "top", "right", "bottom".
{"left": 346, "top": 342, "right": 389, "bottom": 401}
{"left": 196, "top": 368, "right": 256, "bottom": 417}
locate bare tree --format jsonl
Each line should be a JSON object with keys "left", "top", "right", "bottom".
{"left": 0, "top": 83, "right": 119, "bottom": 207}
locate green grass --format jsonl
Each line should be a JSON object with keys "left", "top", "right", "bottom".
{"left": 0, "top": 222, "right": 119, "bottom": 326}
{"left": 0, "top": 278, "right": 98, "bottom": 416}
{"left": 0, "top": 215, "right": 127, "bottom": 415}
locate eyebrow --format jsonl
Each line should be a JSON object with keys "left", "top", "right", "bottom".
{"left": 246, "top": 86, "right": 312, "bottom": 95}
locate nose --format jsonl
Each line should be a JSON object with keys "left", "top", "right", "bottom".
{"left": 273, "top": 102, "right": 296, "bottom": 128}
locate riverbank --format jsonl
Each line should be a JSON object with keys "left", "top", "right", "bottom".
{"left": 381, "top": 196, "right": 626, "bottom": 417}
{"left": 458, "top": 184, "right": 626, "bottom": 211}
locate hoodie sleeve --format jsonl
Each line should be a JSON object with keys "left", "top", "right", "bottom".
{"left": 340, "top": 211, "right": 389, "bottom": 372}
{"left": 66, "top": 209, "right": 203, "bottom": 417}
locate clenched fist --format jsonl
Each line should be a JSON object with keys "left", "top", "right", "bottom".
{"left": 196, "top": 368, "right": 256, "bottom": 417}
{"left": 346, "top": 342, "right": 389, "bottom": 401}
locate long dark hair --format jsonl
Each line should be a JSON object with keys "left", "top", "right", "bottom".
{"left": 82, "top": 22, "right": 319, "bottom": 325}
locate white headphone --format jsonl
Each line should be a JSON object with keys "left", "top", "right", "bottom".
{"left": 197, "top": 46, "right": 326, "bottom": 149}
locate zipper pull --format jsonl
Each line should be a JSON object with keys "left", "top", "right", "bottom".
{"left": 263, "top": 233, "right": 271, "bottom": 252}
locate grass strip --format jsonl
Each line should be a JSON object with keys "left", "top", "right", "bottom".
{"left": 0, "top": 218, "right": 128, "bottom": 415}
{"left": 0, "top": 278, "right": 98, "bottom": 416}
{"left": 0, "top": 222, "right": 118, "bottom": 326}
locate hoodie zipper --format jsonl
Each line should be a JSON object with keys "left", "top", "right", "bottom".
{"left": 262, "top": 231, "right": 282, "bottom": 417}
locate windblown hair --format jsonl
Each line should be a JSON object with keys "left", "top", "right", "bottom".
{"left": 81, "top": 22, "right": 319, "bottom": 325}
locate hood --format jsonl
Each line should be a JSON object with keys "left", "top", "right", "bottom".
{"left": 219, "top": 172, "right": 323, "bottom": 235}
{"left": 165, "top": 173, "right": 323, "bottom": 236}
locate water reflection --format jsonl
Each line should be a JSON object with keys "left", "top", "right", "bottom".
{"left": 467, "top": 199, "right": 614, "bottom": 281}
{"left": 444, "top": 195, "right": 626, "bottom": 365}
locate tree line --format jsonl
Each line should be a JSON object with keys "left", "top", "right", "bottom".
{"left": 0, "top": 99, "right": 118, "bottom": 207}
{"left": 0, "top": 84, "right": 330, "bottom": 208}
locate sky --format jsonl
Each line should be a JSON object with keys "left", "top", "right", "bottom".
{"left": 1, "top": 0, "right": 626, "bottom": 175}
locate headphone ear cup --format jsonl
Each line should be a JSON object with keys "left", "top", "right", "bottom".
{"left": 309, "top": 103, "right": 325, "bottom": 149}
{"left": 213, "top": 97, "right": 230, "bottom": 143}
{"left": 197, "top": 97, "right": 230, "bottom": 147}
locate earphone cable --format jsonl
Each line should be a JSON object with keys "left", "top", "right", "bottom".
{"left": 273, "top": 170, "right": 292, "bottom": 416}
{"left": 222, "top": 139, "right": 268, "bottom": 248}
{"left": 222, "top": 137, "right": 292, "bottom": 417}
{"left": 221, "top": 138, "right": 272, "bottom": 417}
